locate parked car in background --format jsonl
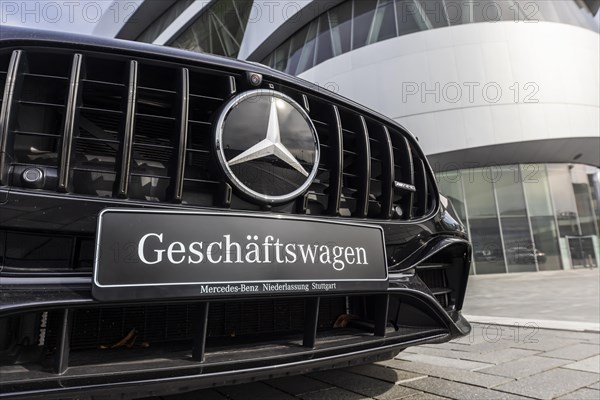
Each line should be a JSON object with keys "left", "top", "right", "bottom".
{"left": 505, "top": 246, "right": 547, "bottom": 265}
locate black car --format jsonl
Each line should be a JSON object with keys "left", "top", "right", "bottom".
{"left": 0, "top": 26, "right": 471, "bottom": 399}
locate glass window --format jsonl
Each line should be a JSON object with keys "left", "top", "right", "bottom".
{"left": 545, "top": 0, "right": 599, "bottom": 30}
{"left": 463, "top": 169, "right": 506, "bottom": 274}
{"left": 316, "top": 13, "right": 334, "bottom": 65}
{"left": 522, "top": 164, "right": 553, "bottom": 217}
{"left": 547, "top": 164, "right": 581, "bottom": 237}
{"left": 494, "top": 166, "right": 536, "bottom": 272}
{"left": 329, "top": 1, "right": 353, "bottom": 56}
{"left": 353, "top": 0, "right": 378, "bottom": 50}
{"left": 569, "top": 237, "right": 599, "bottom": 268}
{"left": 468, "top": 0, "right": 501, "bottom": 23}
{"left": 437, "top": 171, "right": 474, "bottom": 274}
{"left": 261, "top": 0, "right": 598, "bottom": 74}
{"left": 272, "top": 41, "right": 291, "bottom": 74}
{"left": 532, "top": 0, "right": 561, "bottom": 23}
{"left": 442, "top": 0, "right": 463, "bottom": 25}
{"left": 529, "top": 216, "right": 562, "bottom": 271}
{"left": 368, "top": 0, "right": 398, "bottom": 45}
{"left": 418, "top": 0, "right": 449, "bottom": 27}
{"left": 465, "top": 0, "right": 512, "bottom": 24}
{"left": 458, "top": 0, "right": 476, "bottom": 24}
{"left": 396, "top": 0, "right": 429, "bottom": 35}
{"left": 137, "top": 0, "right": 195, "bottom": 43}
{"left": 571, "top": 165, "right": 599, "bottom": 236}
{"left": 436, "top": 171, "right": 467, "bottom": 222}
{"left": 462, "top": 169, "right": 496, "bottom": 217}
{"left": 501, "top": 217, "right": 536, "bottom": 273}
{"left": 170, "top": 0, "right": 253, "bottom": 58}
{"left": 523, "top": 165, "right": 562, "bottom": 271}
{"left": 588, "top": 169, "right": 600, "bottom": 233}
{"left": 506, "top": 0, "right": 599, "bottom": 29}
{"left": 295, "top": 20, "right": 319, "bottom": 75}
{"left": 574, "top": 183, "right": 597, "bottom": 236}
{"left": 286, "top": 25, "right": 310, "bottom": 75}
{"left": 469, "top": 218, "right": 506, "bottom": 274}
{"left": 495, "top": 165, "right": 527, "bottom": 216}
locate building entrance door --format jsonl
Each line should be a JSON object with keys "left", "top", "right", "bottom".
{"left": 567, "top": 236, "right": 598, "bottom": 268}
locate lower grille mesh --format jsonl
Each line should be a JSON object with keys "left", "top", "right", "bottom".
{"left": 44, "top": 298, "right": 346, "bottom": 354}
{"left": 416, "top": 266, "right": 451, "bottom": 309}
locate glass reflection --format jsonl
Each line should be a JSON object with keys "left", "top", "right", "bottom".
{"left": 436, "top": 163, "right": 600, "bottom": 274}
{"left": 495, "top": 166, "right": 536, "bottom": 272}
{"left": 547, "top": 164, "right": 581, "bottom": 237}
{"left": 523, "top": 165, "right": 561, "bottom": 271}
{"left": 571, "top": 165, "right": 599, "bottom": 236}
{"left": 263, "top": 0, "right": 599, "bottom": 74}
{"left": 462, "top": 169, "right": 506, "bottom": 274}
{"left": 170, "top": 0, "right": 253, "bottom": 58}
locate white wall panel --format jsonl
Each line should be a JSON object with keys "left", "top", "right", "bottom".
{"left": 298, "top": 22, "right": 599, "bottom": 165}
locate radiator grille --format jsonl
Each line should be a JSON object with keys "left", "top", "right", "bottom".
{"left": 0, "top": 47, "right": 436, "bottom": 221}
{"left": 43, "top": 298, "right": 345, "bottom": 353}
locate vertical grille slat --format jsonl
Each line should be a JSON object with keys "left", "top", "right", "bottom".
{"left": 191, "top": 303, "right": 209, "bottom": 361}
{"left": 174, "top": 67, "right": 190, "bottom": 203}
{"left": 0, "top": 50, "right": 23, "bottom": 185}
{"left": 355, "top": 116, "right": 371, "bottom": 218}
{"left": 117, "top": 60, "right": 138, "bottom": 198}
{"left": 395, "top": 135, "right": 415, "bottom": 220}
{"left": 58, "top": 53, "right": 83, "bottom": 192}
{"left": 54, "top": 309, "right": 73, "bottom": 374}
{"left": 328, "top": 105, "right": 343, "bottom": 216}
{"left": 414, "top": 157, "right": 429, "bottom": 216}
{"left": 380, "top": 126, "right": 395, "bottom": 219}
{"left": 228, "top": 76, "right": 237, "bottom": 95}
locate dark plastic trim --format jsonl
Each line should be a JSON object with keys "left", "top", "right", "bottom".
{"left": 173, "top": 67, "right": 190, "bottom": 202}
{"left": 58, "top": 53, "right": 83, "bottom": 192}
{"left": 355, "top": 115, "right": 371, "bottom": 218}
{"left": 328, "top": 105, "right": 343, "bottom": 216}
{"left": 116, "top": 60, "right": 138, "bottom": 198}
{"left": 0, "top": 49, "right": 22, "bottom": 185}
{"left": 380, "top": 126, "right": 395, "bottom": 219}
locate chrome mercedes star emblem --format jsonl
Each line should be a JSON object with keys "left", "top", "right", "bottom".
{"left": 214, "top": 89, "right": 320, "bottom": 204}
{"left": 228, "top": 100, "right": 309, "bottom": 177}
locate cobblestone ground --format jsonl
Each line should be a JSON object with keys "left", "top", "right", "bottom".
{"left": 157, "top": 323, "right": 600, "bottom": 400}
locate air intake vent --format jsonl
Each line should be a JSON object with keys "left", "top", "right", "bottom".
{"left": 338, "top": 108, "right": 370, "bottom": 218}
{"left": 10, "top": 51, "right": 72, "bottom": 177}
{"left": 42, "top": 298, "right": 346, "bottom": 353}
{"left": 74, "top": 55, "right": 128, "bottom": 198}
{"left": 302, "top": 94, "right": 337, "bottom": 215}
{"left": 0, "top": 47, "right": 436, "bottom": 222}
{"left": 416, "top": 265, "right": 451, "bottom": 309}
{"left": 183, "top": 68, "right": 232, "bottom": 206}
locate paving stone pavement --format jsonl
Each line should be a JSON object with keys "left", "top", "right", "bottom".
{"left": 157, "top": 323, "right": 600, "bottom": 400}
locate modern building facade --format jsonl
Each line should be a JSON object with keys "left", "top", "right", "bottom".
{"left": 100, "top": 0, "right": 600, "bottom": 273}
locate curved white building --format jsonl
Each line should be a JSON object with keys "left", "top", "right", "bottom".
{"left": 105, "top": 0, "right": 600, "bottom": 274}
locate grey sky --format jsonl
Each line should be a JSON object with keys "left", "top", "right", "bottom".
{"left": 0, "top": 0, "right": 142, "bottom": 35}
